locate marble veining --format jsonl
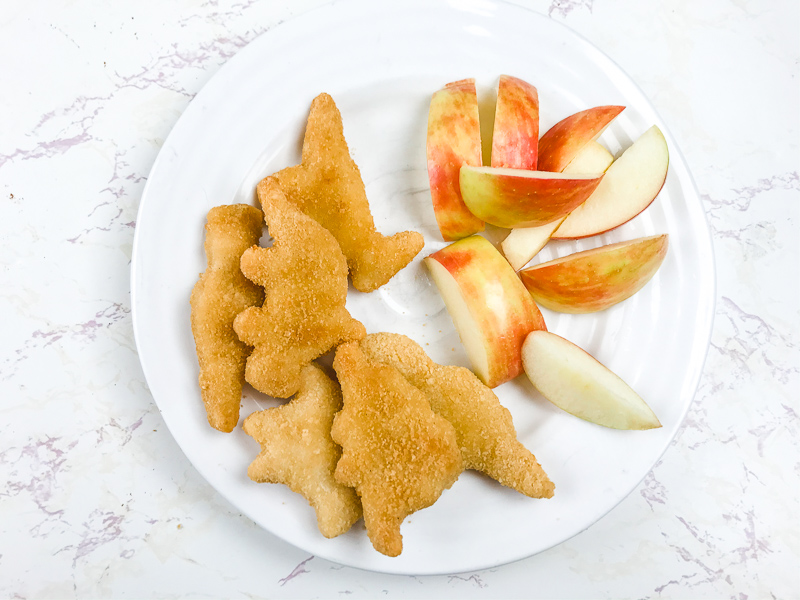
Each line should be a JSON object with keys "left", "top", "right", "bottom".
{"left": 0, "top": 0, "right": 797, "bottom": 598}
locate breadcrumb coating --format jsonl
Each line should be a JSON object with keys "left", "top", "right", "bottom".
{"left": 243, "top": 364, "right": 362, "bottom": 538}
{"left": 272, "top": 93, "right": 424, "bottom": 292}
{"left": 359, "top": 333, "right": 554, "bottom": 499}
{"left": 190, "top": 204, "right": 265, "bottom": 432}
{"left": 233, "top": 177, "right": 365, "bottom": 398}
{"left": 331, "top": 342, "right": 463, "bottom": 557}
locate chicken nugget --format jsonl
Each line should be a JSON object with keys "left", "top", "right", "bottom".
{"left": 331, "top": 342, "right": 463, "bottom": 557}
{"left": 360, "top": 333, "right": 554, "bottom": 499}
{"left": 233, "top": 177, "right": 365, "bottom": 398}
{"left": 243, "top": 363, "right": 362, "bottom": 538}
{"left": 190, "top": 204, "right": 265, "bottom": 432}
{"left": 271, "top": 93, "right": 425, "bottom": 293}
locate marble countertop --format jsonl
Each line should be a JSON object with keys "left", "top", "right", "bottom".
{"left": 1, "top": 0, "right": 797, "bottom": 597}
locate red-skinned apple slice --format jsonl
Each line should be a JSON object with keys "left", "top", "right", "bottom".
{"left": 427, "top": 79, "right": 485, "bottom": 241}
{"left": 519, "top": 234, "right": 668, "bottom": 313}
{"left": 501, "top": 141, "right": 614, "bottom": 270}
{"left": 491, "top": 75, "right": 539, "bottom": 169}
{"left": 538, "top": 105, "right": 624, "bottom": 172}
{"left": 460, "top": 166, "right": 603, "bottom": 229}
{"left": 425, "top": 235, "right": 546, "bottom": 388}
{"left": 553, "top": 125, "right": 669, "bottom": 239}
{"left": 522, "top": 331, "right": 661, "bottom": 430}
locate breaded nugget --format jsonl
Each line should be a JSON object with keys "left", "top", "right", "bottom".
{"left": 271, "top": 93, "right": 425, "bottom": 293}
{"left": 331, "top": 342, "right": 463, "bottom": 557}
{"left": 233, "top": 177, "right": 366, "bottom": 398}
{"left": 360, "top": 333, "right": 554, "bottom": 499}
{"left": 243, "top": 364, "right": 362, "bottom": 538}
{"left": 190, "top": 204, "right": 265, "bottom": 432}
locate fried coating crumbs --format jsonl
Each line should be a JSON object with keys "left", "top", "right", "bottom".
{"left": 331, "top": 342, "right": 463, "bottom": 557}
{"left": 272, "top": 93, "right": 424, "bottom": 293}
{"left": 190, "top": 204, "right": 265, "bottom": 432}
{"left": 233, "top": 177, "right": 365, "bottom": 398}
{"left": 359, "top": 332, "right": 554, "bottom": 499}
{"left": 243, "top": 363, "right": 362, "bottom": 538}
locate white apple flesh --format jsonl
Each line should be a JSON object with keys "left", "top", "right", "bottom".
{"left": 553, "top": 125, "right": 669, "bottom": 239}
{"left": 521, "top": 331, "right": 661, "bottom": 430}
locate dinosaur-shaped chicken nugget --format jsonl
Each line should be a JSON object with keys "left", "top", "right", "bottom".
{"left": 190, "top": 204, "right": 264, "bottom": 432}
{"left": 233, "top": 177, "right": 365, "bottom": 398}
{"left": 331, "top": 342, "right": 463, "bottom": 557}
{"left": 243, "top": 363, "right": 362, "bottom": 538}
{"left": 271, "top": 93, "right": 425, "bottom": 293}
{"left": 359, "top": 333, "right": 555, "bottom": 499}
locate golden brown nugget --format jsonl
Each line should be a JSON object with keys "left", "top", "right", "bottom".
{"left": 243, "top": 364, "right": 362, "bottom": 538}
{"left": 190, "top": 204, "right": 265, "bottom": 432}
{"left": 271, "top": 93, "right": 425, "bottom": 293}
{"left": 331, "top": 342, "right": 463, "bottom": 557}
{"left": 359, "top": 333, "right": 554, "bottom": 499}
{"left": 233, "top": 178, "right": 365, "bottom": 398}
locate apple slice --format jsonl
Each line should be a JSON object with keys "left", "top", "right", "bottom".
{"left": 427, "top": 79, "right": 485, "bottom": 241}
{"left": 460, "top": 166, "right": 603, "bottom": 229}
{"left": 491, "top": 75, "right": 539, "bottom": 169}
{"left": 519, "top": 234, "right": 668, "bottom": 313}
{"left": 538, "top": 105, "right": 624, "bottom": 172}
{"left": 425, "top": 235, "right": 546, "bottom": 388}
{"left": 562, "top": 139, "right": 615, "bottom": 175}
{"left": 553, "top": 125, "right": 669, "bottom": 239}
{"left": 501, "top": 141, "right": 614, "bottom": 270}
{"left": 522, "top": 331, "right": 661, "bottom": 430}
{"left": 501, "top": 221, "right": 563, "bottom": 272}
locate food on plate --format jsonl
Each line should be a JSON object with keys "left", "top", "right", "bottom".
{"left": 272, "top": 93, "right": 424, "bottom": 293}
{"left": 233, "top": 177, "right": 365, "bottom": 398}
{"left": 424, "top": 235, "right": 546, "bottom": 388}
{"left": 553, "top": 125, "right": 670, "bottom": 239}
{"left": 359, "top": 332, "right": 554, "bottom": 499}
{"left": 501, "top": 141, "right": 615, "bottom": 270}
{"left": 519, "top": 234, "right": 669, "bottom": 313}
{"left": 491, "top": 75, "right": 539, "bottom": 170}
{"left": 563, "top": 139, "right": 616, "bottom": 174}
{"left": 427, "top": 78, "right": 485, "bottom": 241}
{"left": 190, "top": 204, "right": 265, "bottom": 432}
{"left": 331, "top": 342, "right": 463, "bottom": 557}
{"left": 522, "top": 330, "right": 661, "bottom": 430}
{"left": 459, "top": 165, "right": 604, "bottom": 229}
{"left": 243, "top": 363, "right": 362, "bottom": 538}
{"left": 537, "top": 105, "right": 625, "bottom": 173}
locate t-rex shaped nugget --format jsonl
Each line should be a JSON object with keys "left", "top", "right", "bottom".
{"left": 190, "top": 204, "right": 265, "bottom": 432}
{"left": 243, "top": 363, "right": 362, "bottom": 538}
{"left": 359, "top": 333, "right": 554, "bottom": 499}
{"left": 331, "top": 342, "right": 463, "bottom": 557}
{"left": 271, "top": 93, "right": 425, "bottom": 293}
{"left": 233, "top": 177, "right": 365, "bottom": 398}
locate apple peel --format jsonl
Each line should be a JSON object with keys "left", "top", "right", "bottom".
{"left": 519, "top": 234, "right": 669, "bottom": 313}
{"left": 460, "top": 166, "right": 604, "bottom": 229}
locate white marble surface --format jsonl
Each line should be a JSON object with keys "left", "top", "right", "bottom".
{"left": 1, "top": 0, "right": 797, "bottom": 597}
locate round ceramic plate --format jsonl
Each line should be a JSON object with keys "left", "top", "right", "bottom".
{"left": 131, "top": 0, "right": 715, "bottom": 575}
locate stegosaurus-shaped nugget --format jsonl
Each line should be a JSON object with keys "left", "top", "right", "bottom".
{"left": 243, "top": 363, "right": 362, "bottom": 538}
{"left": 272, "top": 93, "right": 424, "bottom": 293}
{"left": 233, "top": 177, "right": 365, "bottom": 398}
{"left": 331, "top": 342, "right": 463, "bottom": 557}
{"left": 359, "top": 333, "right": 554, "bottom": 499}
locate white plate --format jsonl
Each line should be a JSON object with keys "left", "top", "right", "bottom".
{"left": 131, "top": 0, "right": 715, "bottom": 575}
